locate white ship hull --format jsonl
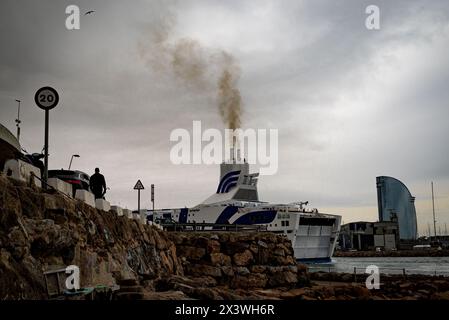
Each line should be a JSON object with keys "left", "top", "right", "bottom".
{"left": 144, "top": 159, "right": 342, "bottom": 262}
{"left": 154, "top": 204, "right": 341, "bottom": 262}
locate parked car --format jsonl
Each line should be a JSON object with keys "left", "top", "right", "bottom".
{"left": 48, "top": 169, "right": 90, "bottom": 197}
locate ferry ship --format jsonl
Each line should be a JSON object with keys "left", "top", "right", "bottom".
{"left": 147, "top": 154, "right": 342, "bottom": 263}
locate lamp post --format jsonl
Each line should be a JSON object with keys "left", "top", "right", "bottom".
{"left": 15, "top": 99, "right": 21, "bottom": 142}
{"left": 68, "top": 154, "right": 80, "bottom": 170}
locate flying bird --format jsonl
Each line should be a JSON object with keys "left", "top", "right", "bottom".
{"left": 84, "top": 10, "right": 95, "bottom": 15}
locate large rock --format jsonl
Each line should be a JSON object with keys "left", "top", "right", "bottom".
{"left": 143, "top": 290, "right": 190, "bottom": 300}
{"left": 233, "top": 250, "right": 254, "bottom": 266}
{"left": 351, "top": 286, "right": 371, "bottom": 299}
{"left": 155, "top": 275, "right": 217, "bottom": 292}
{"left": 186, "top": 264, "right": 222, "bottom": 278}
{"left": 221, "top": 266, "right": 234, "bottom": 277}
{"left": 177, "top": 246, "right": 206, "bottom": 260}
{"left": 210, "top": 253, "right": 231, "bottom": 266}
{"left": 207, "top": 240, "right": 221, "bottom": 254}
{"left": 231, "top": 273, "right": 268, "bottom": 289}
{"left": 267, "top": 270, "right": 298, "bottom": 288}
{"left": 432, "top": 291, "right": 449, "bottom": 300}
{"left": 250, "top": 265, "right": 266, "bottom": 273}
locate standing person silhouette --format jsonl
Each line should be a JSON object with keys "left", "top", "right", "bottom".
{"left": 89, "top": 168, "right": 107, "bottom": 199}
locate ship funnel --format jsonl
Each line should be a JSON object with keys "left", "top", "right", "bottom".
{"left": 229, "top": 134, "right": 238, "bottom": 163}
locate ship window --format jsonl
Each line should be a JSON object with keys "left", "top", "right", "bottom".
{"left": 280, "top": 220, "right": 290, "bottom": 227}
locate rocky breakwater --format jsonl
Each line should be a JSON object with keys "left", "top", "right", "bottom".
{"left": 0, "top": 175, "right": 182, "bottom": 299}
{"left": 0, "top": 174, "right": 312, "bottom": 300}
{"left": 307, "top": 272, "right": 449, "bottom": 300}
{"left": 164, "top": 232, "right": 309, "bottom": 291}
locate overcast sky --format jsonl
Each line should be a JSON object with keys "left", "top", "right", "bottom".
{"left": 1, "top": 0, "right": 448, "bottom": 236}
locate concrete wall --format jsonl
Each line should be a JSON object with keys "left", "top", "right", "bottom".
{"left": 139, "top": 210, "right": 147, "bottom": 225}
{"left": 95, "top": 199, "right": 111, "bottom": 212}
{"left": 48, "top": 178, "right": 73, "bottom": 197}
{"left": 111, "top": 206, "right": 123, "bottom": 217}
{"left": 3, "top": 159, "right": 41, "bottom": 188}
{"left": 75, "top": 189, "right": 95, "bottom": 207}
{"left": 123, "top": 209, "right": 133, "bottom": 219}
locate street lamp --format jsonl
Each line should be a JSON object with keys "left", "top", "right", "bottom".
{"left": 68, "top": 154, "right": 80, "bottom": 170}
{"left": 15, "top": 99, "right": 21, "bottom": 142}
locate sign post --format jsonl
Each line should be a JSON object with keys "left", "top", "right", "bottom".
{"left": 134, "top": 180, "right": 145, "bottom": 214}
{"left": 151, "top": 184, "right": 155, "bottom": 213}
{"left": 34, "top": 86, "right": 59, "bottom": 188}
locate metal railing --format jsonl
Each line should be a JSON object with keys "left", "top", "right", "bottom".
{"left": 161, "top": 222, "right": 268, "bottom": 232}
{"left": 308, "top": 265, "right": 449, "bottom": 277}
{"left": 29, "top": 172, "right": 73, "bottom": 200}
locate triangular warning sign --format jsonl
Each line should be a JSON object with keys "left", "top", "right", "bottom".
{"left": 133, "top": 180, "right": 145, "bottom": 190}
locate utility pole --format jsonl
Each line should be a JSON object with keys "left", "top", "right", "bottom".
{"left": 15, "top": 99, "right": 21, "bottom": 142}
{"left": 432, "top": 182, "right": 437, "bottom": 238}
{"left": 151, "top": 184, "right": 155, "bottom": 213}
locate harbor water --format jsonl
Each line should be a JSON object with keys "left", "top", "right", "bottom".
{"left": 309, "top": 256, "right": 449, "bottom": 276}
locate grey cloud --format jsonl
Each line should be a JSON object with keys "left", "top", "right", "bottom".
{"left": 1, "top": 0, "right": 449, "bottom": 232}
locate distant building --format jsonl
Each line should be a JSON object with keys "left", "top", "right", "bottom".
{"left": 376, "top": 176, "right": 418, "bottom": 240}
{"left": 339, "top": 221, "right": 399, "bottom": 251}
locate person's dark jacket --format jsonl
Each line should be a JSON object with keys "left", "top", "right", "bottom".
{"left": 89, "top": 173, "right": 106, "bottom": 197}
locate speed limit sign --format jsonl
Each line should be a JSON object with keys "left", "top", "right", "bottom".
{"left": 34, "top": 86, "right": 59, "bottom": 110}
{"left": 34, "top": 86, "right": 60, "bottom": 188}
